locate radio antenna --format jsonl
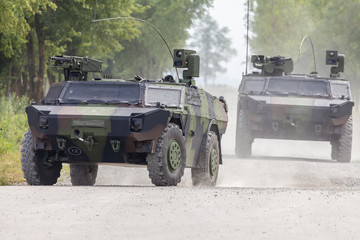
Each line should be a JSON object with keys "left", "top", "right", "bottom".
{"left": 90, "top": 0, "right": 97, "bottom": 58}
{"left": 91, "top": 16, "right": 179, "bottom": 81}
{"left": 298, "top": 35, "right": 317, "bottom": 74}
{"left": 245, "top": 0, "right": 250, "bottom": 75}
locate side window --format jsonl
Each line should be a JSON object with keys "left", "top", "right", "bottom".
{"left": 144, "top": 84, "right": 184, "bottom": 108}
{"left": 331, "top": 81, "right": 351, "bottom": 99}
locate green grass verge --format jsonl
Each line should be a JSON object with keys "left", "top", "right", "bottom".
{"left": 0, "top": 96, "right": 29, "bottom": 185}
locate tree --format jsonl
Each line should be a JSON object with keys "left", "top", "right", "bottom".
{"left": 249, "top": 0, "right": 360, "bottom": 108}
{"left": 108, "top": 0, "right": 214, "bottom": 80}
{"left": 0, "top": 0, "right": 144, "bottom": 100}
{"left": 189, "top": 14, "right": 236, "bottom": 85}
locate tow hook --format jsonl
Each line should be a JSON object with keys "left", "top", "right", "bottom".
{"left": 111, "top": 140, "right": 121, "bottom": 152}
{"left": 56, "top": 138, "right": 66, "bottom": 150}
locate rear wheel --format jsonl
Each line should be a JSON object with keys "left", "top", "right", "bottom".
{"left": 21, "top": 130, "right": 62, "bottom": 185}
{"left": 191, "top": 131, "right": 220, "bottom": 187}
{"left": 331, "top": 117, "right": 352, "bottom": 163}
{"left": 70, "top": 164, "right": 98, "bottom": 186}
{"left": 235, "top": 109, "right": 253, "bottom": 158}
{"left": 146, "top": 123, "right": 186, "bottom": 186}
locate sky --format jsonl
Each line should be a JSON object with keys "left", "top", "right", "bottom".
{"left": 193, "top": 0, "right": 248, "bottom": 87}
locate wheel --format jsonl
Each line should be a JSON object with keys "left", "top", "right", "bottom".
{"left": 330, "top": 141, "right": 337, "bottom": 160}
{"left": 146, "top": 123, "right": 186, "bottom": 186}
{"left": 191, "top": 131, "right": 220, "bottom": 186}
{"left": 70, "top": 164, "right": 98, "bottom": 186}
{"left": 21, "top": 130, "right": 62, "bottom": 185}
{"left": 331, "top": 117, "right": 352, "bottom": 163}
{"left": 235, "top": 109, "right": 253, "bottom": 158}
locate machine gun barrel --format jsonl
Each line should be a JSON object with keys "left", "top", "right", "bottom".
{"left": 49, "top": 56, "right": 72, "bottom": 63}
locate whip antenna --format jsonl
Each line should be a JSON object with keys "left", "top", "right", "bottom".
{"left": 245, "top": 0, "right": 250, "bottom": 75}
{"left": 91, "top": 17, "right": 179, "bottom": 81}
{"left": 298, "top": 35, "right": 317, "bottom": 74}
{"left": 90, "top": 0, "right": 97, "bottom": 58}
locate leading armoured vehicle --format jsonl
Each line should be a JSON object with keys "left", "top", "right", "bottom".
{"left": 21, "top": 49, "right": 228, "bottom": 186}
{"left": 236, "top": 51, "right": 353, "bottom": 162}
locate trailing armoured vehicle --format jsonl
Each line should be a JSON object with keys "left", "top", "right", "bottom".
{"left": 21, "top": 49, "right": 228, "bottom": 186}
{"left": 236, "top": 51, "right": 353, "bottom": 162}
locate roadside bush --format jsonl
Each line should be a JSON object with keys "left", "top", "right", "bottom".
{"left": 0, "top": 96, "right": 29, "bottom": 185}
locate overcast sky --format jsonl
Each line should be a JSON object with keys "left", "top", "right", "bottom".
{"left": 196, "top": 0, "right": 248, "bottom": 87}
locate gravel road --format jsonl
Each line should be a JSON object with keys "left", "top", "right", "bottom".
{"left": 1, "top": 86, "right": 360, "bottom": 239}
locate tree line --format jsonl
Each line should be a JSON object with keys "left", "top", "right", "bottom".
{"left": 0, "top": 0, "right": 213, "bottom": 101}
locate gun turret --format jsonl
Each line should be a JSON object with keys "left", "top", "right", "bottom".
{"left": 326, "top": 50, "right": 344, "bottom": 78}
{"left": 49, "top": 55, "right": 102, "bottom": 81}
{"left": 251, "top": 55, "right": 293, "bottom": 76}
{"left": 173, "top": 49, "right": 200, "bottom": 86}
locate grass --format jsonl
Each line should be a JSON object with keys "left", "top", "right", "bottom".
{"left": 0, "top": 96, "right": 29, "bottom": 185}
{"left": 0, "top": 96, "right": 70, "bottom": 185}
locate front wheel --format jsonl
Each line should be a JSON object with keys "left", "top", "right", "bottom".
{"left": 146, "top": 123, "right": 186, "bottom": 186}
{"left": 191, "top": 131, "right": 220, "bottom": 187}
{"left": 235, "top": 109, "right": 253, "bottom": 158}
{"left": 70, "top": 164, "right": 98, "bottom": 186}
{"left": 21, "top": 130, "right": 62, "bottom": 185}
{"left": 331, "top": 117, "right": 352, "bottom": 163}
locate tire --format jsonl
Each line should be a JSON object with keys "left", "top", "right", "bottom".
{"left": 146, "top": 123, "right": 186, "bottom": 186}
{"left": 70, "top": 164, "right": 98, "bottom": 186}
{"left": 235, "top": 109, "right": 253, "bottom": 158}
{"left": 191, "top": 131, "right": 220, "bottom": 187}
{"left": 331, "top": 117, "right": 352, "bottom": 163}
{"left": 21, "top": 130, "right": 62, "bottom": 185}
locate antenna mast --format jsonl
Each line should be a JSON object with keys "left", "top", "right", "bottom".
{"left": 90, "top": 0, "right": 97, "bottom": 58}
{"left": 245, "top": 0, "right": 250, "bottom": 75}
{"left": 92, "top": 17, "right": 179, "bottom": 81}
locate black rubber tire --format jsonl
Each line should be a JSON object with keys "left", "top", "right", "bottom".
{"left": 146, "top": 123, "right": 186, "bottom": 186}
{"left": 191, "top": 131, "right": 220, "bottom": 187}
{"left": 70, "top": 164, "right": 98, "bottom": 186}
{"left": 21, "top": 130, "right": 62, "bottom": 185}
{"left": 235, "top": 109, "right": 253, "bottom": 158}
{"left": 331, "top": 117, "right": 352, "bottom": 163}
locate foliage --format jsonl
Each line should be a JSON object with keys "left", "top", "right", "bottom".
{"left": 189, "top": 14, "right": 236, "bottom": 85}
{"left": 0, "top": 0, "right": 56, "bottom": 57}
{"left": 0, "top": 0, "right": 212, "bottom": 100}
{"left": 0, "top": 96, "right": 29, "bottom": 185}
{"left": 110, "top": 0, "right": 214, "bottom": 79}
{"left": 249, "top": 0, "right": 360, "bottom": 106}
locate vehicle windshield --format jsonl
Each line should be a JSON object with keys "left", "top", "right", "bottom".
{"left": 242, "top": 78, "right": 265, "bottom": 94}
{"left": 330, "top": 81, "right": 351, "bottom": 99}
{"left": 267, "top": 78, "right": 330, "bottom": 97}
{"left": 61, "top": 82, "right": 141, "bottom": 104}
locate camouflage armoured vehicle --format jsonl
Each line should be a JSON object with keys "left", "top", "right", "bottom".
{"left": 236, "top": 51, "right": 353, "bottom": 162}
{"left": 21, "top": 49, "right": 228, "bottom": 186}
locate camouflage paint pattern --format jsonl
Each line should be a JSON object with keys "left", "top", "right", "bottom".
{"left": 26, "top": 80, "right": 228, "bottom": 168}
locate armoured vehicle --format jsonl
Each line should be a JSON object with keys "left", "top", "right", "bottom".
{"left": 236, "top": 51, "right": 353, "bottom": 162}
{"left": 21, "top": 49, "right": 228, "bottom": 186}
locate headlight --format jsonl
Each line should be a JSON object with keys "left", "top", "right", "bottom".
{"left": 131, "top": 118, "right": 143, "bottom": 131}
{"left": 330, "top": 104, "right": 339, "bottom": 117}
{"left": 39, "top": 116, "right": 48, "bottom": 128}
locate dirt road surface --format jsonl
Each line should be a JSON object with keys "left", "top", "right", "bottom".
{"left": 1, "top": 86, "right": 360, "bottom": 239}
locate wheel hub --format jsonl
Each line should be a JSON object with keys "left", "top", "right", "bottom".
{"left": 167, "top": 140, "right": 181, "bottom": 172}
